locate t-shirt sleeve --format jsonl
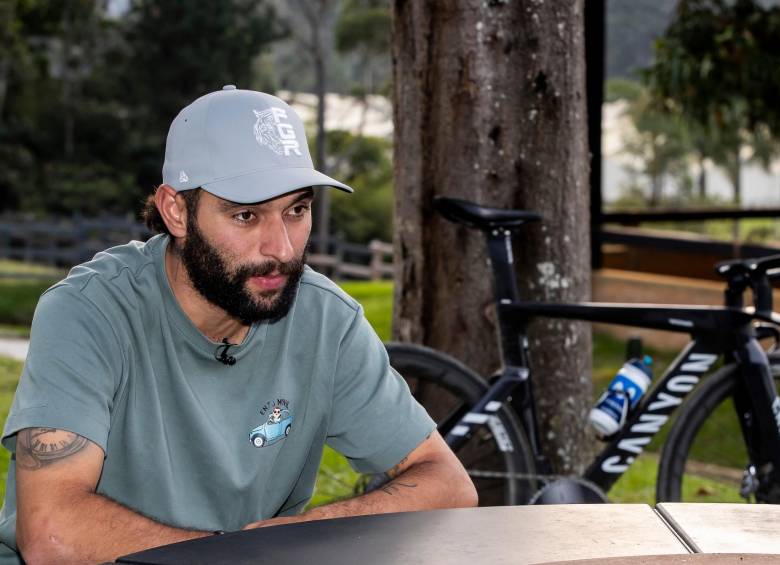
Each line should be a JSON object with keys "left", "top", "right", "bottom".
{"left": 1, "top": 284, "right": 124, "bottom": 454}
{"left": 326, "top": 307, "right": 435, "bottom": 474}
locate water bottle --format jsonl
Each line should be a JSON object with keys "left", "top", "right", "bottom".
{"left": 589, "top": 355, "right": 653, "bottom": 438}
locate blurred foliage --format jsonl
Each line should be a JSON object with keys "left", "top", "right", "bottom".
{"left": 0, "top": 0, "right": 282, "bottom": 217}
{"left": 270, "top": 0, "right": 391, "bottom": 97}
{"left": 1, "top": 0, "right": 394, "bottom": 247}
{"left": 334, "top": 0, "right": 391, "bottom": 97}
{"left": 335, "top": 1, "right": 390, "bottom": 54}
{"left": 646, "top": 0, "right": 780, "bottom": 133}
{"left": 643, "top": 0, "right": 780, "bottom": 205}
{"left": 605, "top": 78, "right": 643, "bottom": 103}
{"left": 620, "top": 86, "right": 693, "bottom": 207}
{"left": 122, "top": 0, "right": 284, "bottom": 196}
{"left": 326, "top": 130, "right": 393, "bottom": 243}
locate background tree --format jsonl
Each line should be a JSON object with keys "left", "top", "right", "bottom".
{"left": 610, "top": 81, "right": 693, "bottom": 207}
{"left": 0, "top": 0, "right": 281, "bottom": 217}
{"left": 644, "top": 0, "right": 780, "bottom": 209}
{"left": 273, "top": 0, "right": 341, "bottom": 253}
{"left": 328, "top": 0, "right": 394, "bottom": 244}
{"left": 391, "top": 0, "right": 592, "bottom": 472}
{"left": 123, "top": 0, "right": 281, "bottom": 201}
{"left": 327, "top": 130, "right": 393, "bottom": 243}
{"left": 334, "top": 0, "right": 391, "bottom": 97}
{"left": 0, "top": 0, "right": 135, "bottom": 215}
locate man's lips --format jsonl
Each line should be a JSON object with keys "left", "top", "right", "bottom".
{"left": 249, "top": 274, "right": 287, "bottom": 291}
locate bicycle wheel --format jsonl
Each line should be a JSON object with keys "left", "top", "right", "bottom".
{"left": 656, "top": 362, "right": 780, "bottom": 502}
{"left": 386, "top": 342, "right": 537, "bottom": 506}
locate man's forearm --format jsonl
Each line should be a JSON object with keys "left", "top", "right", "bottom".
{"left": 18, "top": 487, "right": 209, "bottom": 565}
{"left": 308, "top": 458, "right": 472, "bottom": 518}
{"left": 247, "top": 458, "right": 477, "bottom": 529}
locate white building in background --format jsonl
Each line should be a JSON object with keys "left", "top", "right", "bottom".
{"left": 278, "top": 91, "right": 393, "bottom": 139}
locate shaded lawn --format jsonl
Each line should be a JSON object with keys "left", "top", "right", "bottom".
{"left": 0, "top": 357, "right": 22, "bottom": 497}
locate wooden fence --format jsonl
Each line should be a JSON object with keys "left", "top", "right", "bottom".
{"left": 0, "top": 216, "right": 394, "bottom": 281}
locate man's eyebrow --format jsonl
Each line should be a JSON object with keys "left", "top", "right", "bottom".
{"left": 218, "top": 189, "right": 314, "bottom": 212}
{"left": 292, "top": 188, "right": 315, "bottom": 202}
{"left": 217, "top": 200, "right": 246, "bottom": 212}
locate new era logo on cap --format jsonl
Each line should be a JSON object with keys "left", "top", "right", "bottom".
{"left": 162, "top": 85, "right": 352, "bottom": 204}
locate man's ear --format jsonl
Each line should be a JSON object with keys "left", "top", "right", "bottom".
{"left": 155, "top": 184, "right": 189, "bottom": 238}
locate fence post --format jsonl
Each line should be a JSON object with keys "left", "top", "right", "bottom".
{"left": 369, "top": 240, "right": 383, "bottom": 280}
{"left": 74, "top": 213, "right": 88, "bottom": 264}
{"left": 332, "top": 237, "right": 344, "bottom": 280}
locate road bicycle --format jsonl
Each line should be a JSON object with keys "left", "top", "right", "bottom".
{"left": 380, "top": 197, "right": 780, "bottom": 506}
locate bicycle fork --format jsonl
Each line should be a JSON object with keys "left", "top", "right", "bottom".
{"left": 732, "top": 338, "right": 780, "bottom": 502}
{"left": 443, "top": 365, "right": 528, "bottom": 453}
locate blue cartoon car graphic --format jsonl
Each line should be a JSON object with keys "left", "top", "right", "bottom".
{"left": 249, "top": 408, "right": 293, "bottom": 448}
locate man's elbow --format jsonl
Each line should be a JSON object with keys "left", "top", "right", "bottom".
{"left": 17, "top": 513, "right": 77, "bottom": 565}
{"left": 457, "top": 472, "right": 479, "bottom": 508}
{"left": 439, "top": 459, "right": 478, "bottom": 508}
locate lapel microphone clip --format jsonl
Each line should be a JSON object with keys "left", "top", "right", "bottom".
{"left": 215, "top": 338, "right": 237, "bottom": 366}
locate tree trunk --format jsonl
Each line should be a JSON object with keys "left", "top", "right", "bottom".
{"left": 649, "top": 174, "right": 663, "bottom": 207}
{"left": 62, "top": 2, "right": 76, "bottom": 159}
{"left": 0, "top": 0, "right": 13, "bottom": 126}
{"left": 731, "top": 146, "right": 742, "bottom": 242}
{"left": 314, "top": 37, "right": 331, "bottom": 254}
{"left": 391, "top": 0, "right": 592, "bottom": 473}
{"left": 287, "top": 0, "right": 337, "bottom": 255}
{"left": 697, "top": 150, "right": 707, "bottom": 200}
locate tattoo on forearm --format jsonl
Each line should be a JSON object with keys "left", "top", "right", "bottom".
{"left": 380, "top": 481, "right": 418, "bottom": 496}
{"left": 387, "top": 456, "right": 409, "bottom": 479}
{"left": 386, "top": 432, "right": 434, "bottom": 479}
{"left": 16, "top": 428, "right": 89, "bottom": 470}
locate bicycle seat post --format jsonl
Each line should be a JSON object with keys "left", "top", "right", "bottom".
{"left": 486, "top": 228, "right": 520, "bottom": 304}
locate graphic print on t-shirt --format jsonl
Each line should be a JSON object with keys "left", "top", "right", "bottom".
{"left": 249, "top": 398, "right": 293, "bottom": 448}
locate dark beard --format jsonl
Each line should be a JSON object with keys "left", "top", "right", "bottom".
{"left": 179, "top": 218, "right": 306, "bottom": 325}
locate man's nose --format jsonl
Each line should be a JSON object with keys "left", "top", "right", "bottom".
{"left": 260, "top": 216, "right": 294, "bottom": 263}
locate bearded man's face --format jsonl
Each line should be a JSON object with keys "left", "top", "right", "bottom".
{"left": 178, "top": 191, "right": 311, "bottom": 324}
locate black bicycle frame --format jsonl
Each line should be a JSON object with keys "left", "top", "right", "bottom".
{"left": 505, "top": 302, "right": 780, "bottom": 491}
{"left": 441, "top": 227, "right": 780, "bottom": 493}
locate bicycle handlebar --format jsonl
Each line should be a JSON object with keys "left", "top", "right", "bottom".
{"left": 715, "top": 255, "right": 780, "bottom": 315}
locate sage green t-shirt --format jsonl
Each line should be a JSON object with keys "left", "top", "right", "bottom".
{"left": 0, "top": 235, "right": 434, "bottom": 561}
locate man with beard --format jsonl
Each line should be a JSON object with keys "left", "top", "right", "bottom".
{"left": 0, "top": 87, "right": 477, "bottom": 564}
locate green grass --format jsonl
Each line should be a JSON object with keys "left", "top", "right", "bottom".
{"left": 0, "top": 325, "right": 30, "bottom": 339}
{"left": 338, "top": 280, "right": 393, "bottom": 341}
{"left": 0, "top": 280, "right": 54, "bottom": 327}
{"left": 0, "top": 259, "right": 61, "bottom": 328}
{"left": 0, "top": 259, "right": 65, "bottom": 278}
{"left": 0, "top": 357, "right": 23, "bottom": 499}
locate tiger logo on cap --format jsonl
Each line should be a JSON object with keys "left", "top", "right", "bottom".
{"left": 252, "top": 108, "right": 302, "bottom": 157}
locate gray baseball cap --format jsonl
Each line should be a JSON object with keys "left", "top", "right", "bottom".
{"left": 162, "top": 85, "right": 353, "bottom": 203}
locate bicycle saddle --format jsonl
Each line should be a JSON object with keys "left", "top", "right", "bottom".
{"left": 433, "top": 197, "right": 541, "bottom": 231}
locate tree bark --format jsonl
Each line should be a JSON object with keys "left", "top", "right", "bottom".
{"left": 313, "top": 23, "right": 331, "bottom": 254}
{"left": 649, "top": 174, "right": 663, "bottom": 207}
{"left": 391, "top": 0, "right": 592, "bottom": 472}
{"left": 697, "top": 149, "right": 707, "bottom": 199}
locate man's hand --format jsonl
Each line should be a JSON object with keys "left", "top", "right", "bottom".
{"left": 244, "top": 430, "right": 477, "bottom": 529}
{"left": 15, "top": 428, "right": 209, "bottom": 565}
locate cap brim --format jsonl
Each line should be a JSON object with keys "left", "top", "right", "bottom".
{"left": 201, "top": 167, "right": 353, "bottom": 204}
